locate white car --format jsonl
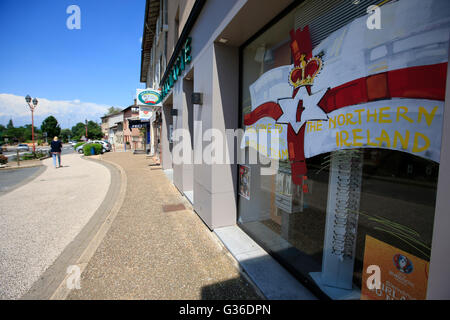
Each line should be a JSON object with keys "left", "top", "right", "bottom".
{"left": 17, "top": 144, "right": 30, "bottom": 151}
{"left": 93, "top": 140, "right": 111, "bottom": 152}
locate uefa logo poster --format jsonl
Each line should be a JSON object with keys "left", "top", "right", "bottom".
{"left": 361, "top": 236, "right": 429, "bottom": 300}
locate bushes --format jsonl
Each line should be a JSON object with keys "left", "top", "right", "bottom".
{"left": 74, "top": 142, "right": 85, "bottom": 149}
{"left": 0, "top": 154, "right": 7, "bottom": 165}
{"left": 21, "top": 153, "right": 35, "bottom": 160}
{"left": 83, "top": 143, "right": 102, "bottom": 156}
{"left": 21, "top": 151, "right": 46, "bottom": 160}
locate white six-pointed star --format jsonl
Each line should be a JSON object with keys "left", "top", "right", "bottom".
{"left": 276, "top": 86, "right": 328, "bottom": 134}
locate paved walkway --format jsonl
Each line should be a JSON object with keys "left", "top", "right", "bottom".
{"left": 0, "top": 153, "right": 111, "bottom": 299}
{"left": 68, "top": 152, "right": 260, "bottom": 300}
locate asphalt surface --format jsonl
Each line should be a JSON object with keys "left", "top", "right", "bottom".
{"left": 0, "top": 153, "right": 111, "bottom": 299}
{"left": 0, "top": 166, "right": 45, "bottom": 195}
{"left": 2, "top": 144, "right": 73, "bottom": 158}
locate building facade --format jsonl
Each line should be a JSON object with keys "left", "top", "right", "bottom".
{"left": 140, "top": 0, "right": 450, "bottom": 299}
{"left": 123, "top": 104, "right": 145, "bottom": 151}
{"left": 100, "top": 116, "right": 109, "bottom": 140}
{"left": 107, "top": 112, "right": 124, "bottom": 149}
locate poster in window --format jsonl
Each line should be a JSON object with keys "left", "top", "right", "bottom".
{"left": 361, "top": 235, "right": 429, "bottom": 300}
{"left": 239, "top": 165, "right": 251, "bottom": 200}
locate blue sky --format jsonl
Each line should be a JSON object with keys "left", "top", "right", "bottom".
{"left": 0, "top": 0, "right": 146, "bottom": 128}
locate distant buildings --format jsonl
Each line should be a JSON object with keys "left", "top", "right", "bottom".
{"left": 100, "top": 101, "right": 145, "bottom": 151}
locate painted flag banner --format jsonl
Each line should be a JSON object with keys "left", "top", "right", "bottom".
{"left": 241, "top": 0, "right": 449, "bottom": 170}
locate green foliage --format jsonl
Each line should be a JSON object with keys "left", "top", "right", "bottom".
{"left": 23, "top": 124, "right": 40, "bottom": 141}
{"left": 60, "top": 128, "right": 72, "bottom": 142}
{"left": 0, "top": 124, "right": 5, "bottom": 141}
{"left": 0, "top": 154, "right": 7, "bottom": 165}
{"left": 74, "top": 142, "right": 85, "bottom": 149}
{"left": 83, "top": 143, "right": 102, "bottom": 156}
{"left": 71, "top": 121, "right": 102, "bottom": 140}
{"left": 20, "top": 151, "right": 46, "bottom": 160}
{"left": 104, "top": 107, "right": 122, "bottom": 116}
{"left": 41, "top": 116, "right": 61, "bottom": 140}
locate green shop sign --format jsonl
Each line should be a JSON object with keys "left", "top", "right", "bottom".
{"left": 161, "top": 37, "right": 192, "bottom": 99}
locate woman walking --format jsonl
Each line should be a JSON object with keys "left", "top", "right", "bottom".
{"left": 51, "top": 136, "right": 63, "bottom": 168}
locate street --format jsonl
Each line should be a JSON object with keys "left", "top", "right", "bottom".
{"left": 0, "top": 166, "right": 45, "bottom": 195}
{"left": 1, "top": 144, "right": 73, "bottom": 159}
{"left": 0, "top": 151, "right": 111, "bottom": 299}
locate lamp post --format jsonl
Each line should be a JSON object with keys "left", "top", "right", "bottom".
{"left": 85, "top": 119, "right": 88, "bottom": 140}
{"left": 25, "top": 95, "right": 38, "bottom": 154}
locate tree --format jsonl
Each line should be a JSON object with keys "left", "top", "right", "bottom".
{"left": 87, "top": 121, "right": 103, "bottom": 139}
{"left": 104, "top": 107, "right": 122, "bottom": 116}
{"left": 23, "top": 124, "right": 40, "bottom": 141}
{"left": 0, "top": 124, "right": 5, "bottom": 141}
{"left": 60, "top": 128, "right": 72, "bottom": 142}
{"left": 71, "top": 122, "right": 86, "bottom": 140}
{"left": 41, "top": 116, "right": 61, "bottom": 140}
{"left": 7, "top": 119, "right": 14, "bottom": 129}
{"left": 71, "top": 121, "right": 102, "bottom": 140}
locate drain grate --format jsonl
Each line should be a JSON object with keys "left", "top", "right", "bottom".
{"left": 162, "top": 203, "right": 186, "bottom": 212}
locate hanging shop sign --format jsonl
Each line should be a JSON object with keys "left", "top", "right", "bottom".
{"left": 139, "top": 106, "right": 155, "bottom": 121}
{"left": 137, "top": 88, "right": 162, "bottom": 107}
{"left": 361, "top": 236, "right": 429, "bottom": 300}
{"left": 161, "top": 37, "right": 192, "bottom": 99}
{"left": 241, "top": 0, "right": 449, "bottom": 186}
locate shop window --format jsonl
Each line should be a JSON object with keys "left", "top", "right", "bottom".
{"left": 239, "top": 0, "right": 449, "bottom": 300}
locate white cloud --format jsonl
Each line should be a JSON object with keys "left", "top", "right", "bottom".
{"left": 0, "top": 93, "right": 110, "bottom": 128}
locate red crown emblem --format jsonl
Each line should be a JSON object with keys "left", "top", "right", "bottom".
{"left": 289, "top": 54, "right": 322, "bottom": 88}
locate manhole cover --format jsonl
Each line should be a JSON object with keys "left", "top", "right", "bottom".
{"left": 162, "top": 204, "right": 185, "bottom": 212}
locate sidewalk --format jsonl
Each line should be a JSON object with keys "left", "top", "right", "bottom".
{"left": 67, "top": 152, "right": 261, "bottom": 300}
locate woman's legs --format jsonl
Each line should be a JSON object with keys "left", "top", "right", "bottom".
{"left": 57, "top": 153, "right": 61, "bottom": 167}
{"left": 52, "top": 153, "right": 57, "bottom": 168}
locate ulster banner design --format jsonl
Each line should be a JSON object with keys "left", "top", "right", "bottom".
{"left": 241, "top": 0, "right": 449, "bottom": 185}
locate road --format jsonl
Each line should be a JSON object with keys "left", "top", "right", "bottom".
{"left": 0, "top": 152, "right": 111, "bottom": 299}
{"left": 0, "top": 166, "right": 45, "bottom": 196}
{"left": 2, "top": 144, "right": 73, "bottom": 158}
{"left": 0, "top": 145, "right": 74, "bottom": 195}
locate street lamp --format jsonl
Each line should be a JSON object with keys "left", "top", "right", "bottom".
{"left": 85, "top": 119, "right": 88, "bottom": 140}
{"left": 25, "top": 95, "right": 38, "bottom": 153}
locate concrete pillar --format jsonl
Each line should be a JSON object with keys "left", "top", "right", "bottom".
{"left": 193, "top": 42, "right": 239, "bottom": 229}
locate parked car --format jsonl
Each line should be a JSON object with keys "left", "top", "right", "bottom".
{"left": 93, "top": 140, "right": 111, "bottom": 153}
{"left": 17, "top": 144, "right": 29, "bottom": 151}
{"left": 76, "top": 143, "right": 87, "bottom": 154}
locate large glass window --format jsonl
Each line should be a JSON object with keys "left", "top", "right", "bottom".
{"left": 239, "top": 0, "right": 449, "bottom": 300}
